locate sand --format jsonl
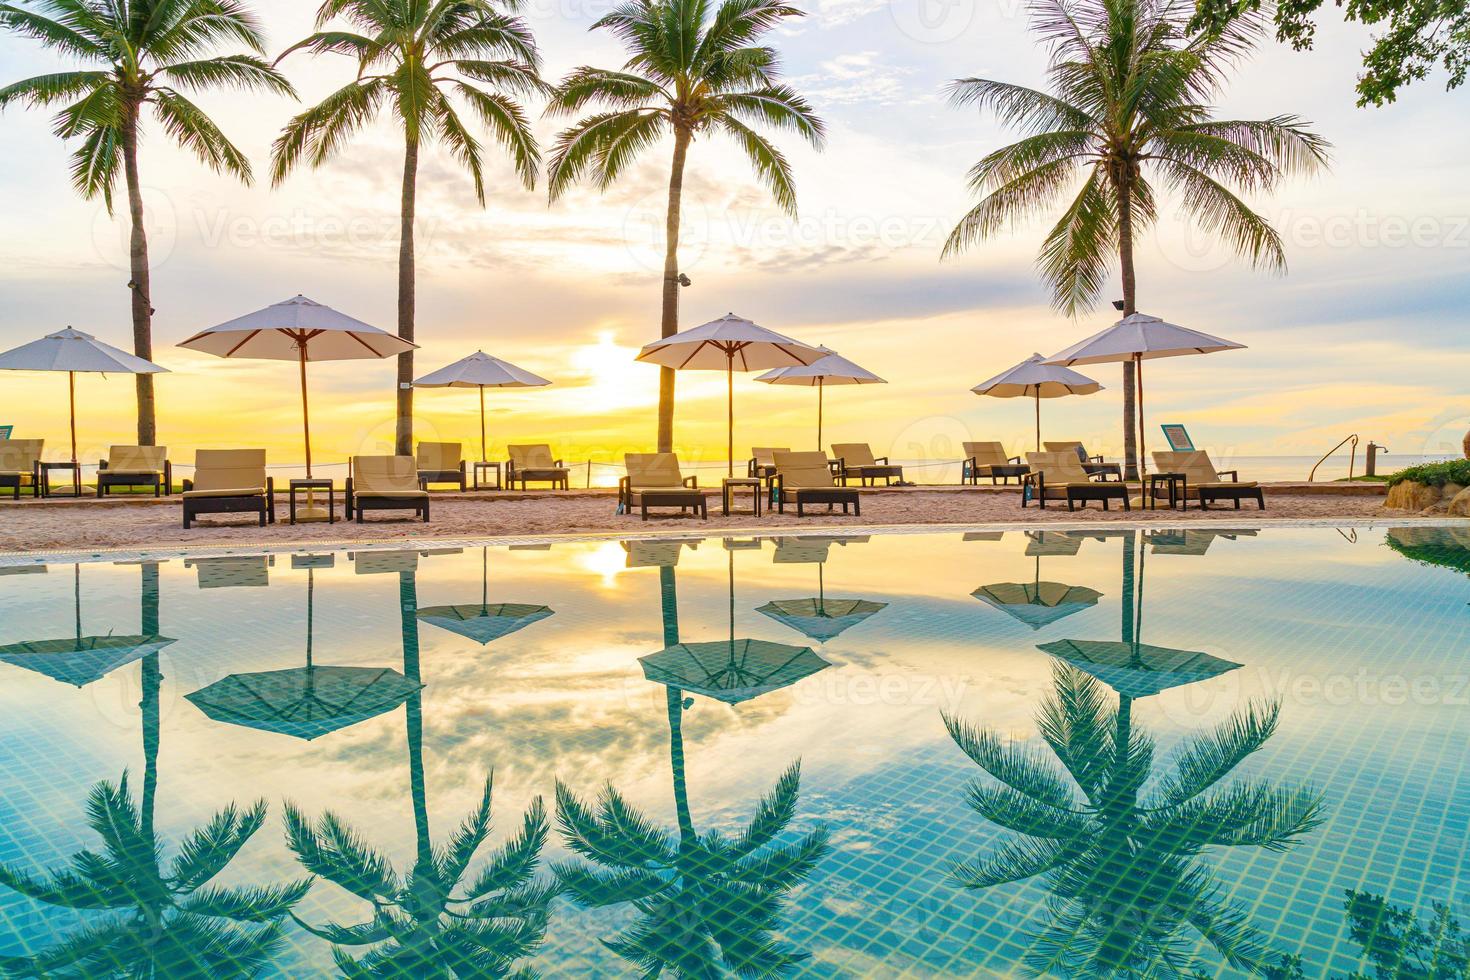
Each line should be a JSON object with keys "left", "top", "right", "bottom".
{"left": 0, "top": 484, "right": 1415, "bottom": 556}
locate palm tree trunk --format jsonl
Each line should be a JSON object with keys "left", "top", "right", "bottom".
{"left": 400, "top": 570, "right": 433, "bottom": 867}
{"left": 139, "top": 561, "right": 161, "bottom": 842}
{"left": 395, "top": 137, "right": 420, "bottom": 458}
{"left": 1116, "top": 174, "right": 1139, "bottom": 481}
{"left": 121, "top": 100, "right": 157, "bottom": 446}
{"left": 657, "top": 127, "right": 692, "bottom": 454}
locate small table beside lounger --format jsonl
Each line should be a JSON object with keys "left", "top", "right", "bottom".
{"left": 721, "top": 477, "right": 762, "bottom": 517}
{"left": 1023, "top": 451, "right": 1130, "bottom": 511}
{"left": 772, "top": 451, "right": 861, "bottom": 516}
{"left": 831, "top": 443, "right": 902, "bottom": 487}
{"left": 181, "top": 449, "right": 275, "bottom": 528}
{"left": 289, "top": 478, "right": 336, "bottom": 524}
{"left": 347, "top": 455, "right": 431, "bottom": 522}
{"left": 39, "top": 461, "right": 82, "bottom": 498}
{"left": 506, "top": 444, "right": 571, "bottom": 490}
{"left": 620, "top": 453, "right": 706, "bottom": 521}
{"left": 472, "top": 460, "right": 502, "bottom": 490}
{"left": 97, "top": 445, "right": 171, "bottom": 497}
{"left": 0, "top": 439, "right": 43, "bottom": 500}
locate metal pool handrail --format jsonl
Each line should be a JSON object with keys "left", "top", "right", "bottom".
{"left": 1308, "top": 434, "right": 1359, "bottom": 482}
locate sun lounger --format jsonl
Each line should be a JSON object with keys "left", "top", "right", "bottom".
{"left": 1044, "top": 441, "right": 1122, "bottom": 481}
{"left": 0, "top": 439, "right": 43, "bottom": 500}
{"left": 962, "top": 441, "right": 1025, "bottom": 485}
{"left": 347, "top": 455, "right": 431, "bottom": 522}
{"left": 416, "top": 442, "right": 466, "bottom": 491}
{"left": 507, "top": 444, "right": 570, "bottom": 490}
{"left": 182, "top": 449, "right": 274, "bottom": 528}
{"left": 772, "top": 451, "right": 861, "bottom": 516}
{"left": 98, "top": 445, "right": 171, "bottom": 497}
{"left": 1023, "top": 451, "right": 1129, "bottom": 511}
{"left": 830, "top": 443, "right": 903, "bottom": 486}
{"left": 747, "top": 447, "right": 790, "bottom": 480}
{"left": 1151, "top": 451, "right": 1263, "bottom": 509}
{"left": 619, "top": 453, "right": 706, "bottom": 520}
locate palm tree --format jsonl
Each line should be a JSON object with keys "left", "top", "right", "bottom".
{"left": 0, "top": 0, "right": 294, "bottom": 446}
{"left": 942, "top": 0, "right": 1329, "bottom": 477}
{"left": 545, "top": 0, "right": 825, "bottom": 453}
{"left": 272, "top": 0, "right": 546, "bottom": 457}
{"left": 553, "top": 561, "right": 829, "bottom": 975}
{"left": 943, "top": 663, "right": 1324, "bottom": 976}
{"left": 285, "top": 562, "right": 554, "bottom": 975}
{"left": 0, "top": 564, "right": 309, "bottom": 976}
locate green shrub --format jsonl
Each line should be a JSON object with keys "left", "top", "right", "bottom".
{"left": 1384, "top": 459, "right": 1470, "bottom": 488}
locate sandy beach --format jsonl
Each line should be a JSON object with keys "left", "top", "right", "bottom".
{"left": 0, "top": 484, "right": 1410, "bottom": 555}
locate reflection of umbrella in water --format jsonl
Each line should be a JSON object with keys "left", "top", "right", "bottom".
{"left": 0, "top": 564, "right": 176, "bottom": 687}
{"left": 973, "top": 552, "right": 1102, "bottom": 630}
{"left": 186, "top": 557, "right": 419, "bottom": 739}
{"left": 756, "top": 536, "right": 886, "bottom": 642}
{"left": 640, "top": 547, "right": 829, "bottom": 704}
{"left": 185, "top": 555, "right": 274, "bottom": 589}
{"left": 1040, "top": 530, "right": 1240, "bottom": 700}
{"left": 415, "top": 546, "right": 553, "bottom": 645}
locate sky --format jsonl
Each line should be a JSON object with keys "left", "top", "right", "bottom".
{"left": 1, "top": 0, "right": 1468, "bottom": 475}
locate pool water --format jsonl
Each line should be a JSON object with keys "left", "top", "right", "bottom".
{"left": 1, "top": 526, "right": 1467, "bottom": 977}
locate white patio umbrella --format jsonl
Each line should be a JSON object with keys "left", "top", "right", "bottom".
{"left": 0, "top": 327, "right": 169, "bottom": 473}
{"left": 971, "top": 353, "right": 1101, "bottom": 453}
{"left": 412, "top": 351, "right": 551, "bottom": 463}
{"left": 1044, "top": 313, "right": 1244, "bottom": 474}
{"left": 636, "top": 312, "right": 825, "bottom": 476}
{"left": 177, "top": 295, "right": 415, "bottom": 479}
{"left": 755, "top": 347, "right": 886, "bottom": 450}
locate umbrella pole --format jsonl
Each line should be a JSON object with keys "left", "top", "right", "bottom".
{"left": 1136, "top": 354, "right": 1147, "bottom": 478}
{"left": 298, "top": 343, "right": 313, "bottom": 479}
{"left": 482, "top": 546, "right": 488, "bottom": 610}
{"left": 1034, "top": 390, "right": 1040, "bottom": 453}
{"left": 479, "top": 385, "right": 487, "bottom": 463}
{"left": 817, "top": 378, "right": 824, "bottom": 452}
{"left": 306, "top": 567, "right": 314, "bottom": 670}
{"left": 74, "top": 563, "right": 81, "bottom": 642}
{"left": 727, "top": 354, "right": 735, "bottom": 478}
{"left": 68, "top": 371, "right": 78, "bottom": 466}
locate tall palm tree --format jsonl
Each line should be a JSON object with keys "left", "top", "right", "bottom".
{"left": 553, "top": 562, "right": 829, "bottom": 975}
{"left": 0, "top": 564, "right": 309, "bottom": 976}
{"left": 545, "top": 0, "right": 825, "bottom": 453}
{"left": 285, "top": 563, "right": 554, "bottom": 975}
{"left": 944, "top": 664, "right": 1324, "bottom": 976}
{"left": 0, "top": 0, "right": 294, "bottom": 446}
{"left": 272, "top": 0, "right": 546, "bottom": 456}
{"left": 942, "top": 0, "right": 1329, "bottom": 477}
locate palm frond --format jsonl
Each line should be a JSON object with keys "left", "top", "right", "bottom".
{"left": 178, "top": 878, "right": 313, "bottom": 922}
{"left": 1151, "top": 700, "right": 1279, "bottom": 808}
{"left": 0, "top": 3, "right": 107, "bottom": 59}
{"left": 943, "top": 711, "right": 1079, "bottom": 809}
{"left": 152, "top": 87, "right": 254, "bottom": 182}
{"left": 965, "top": 783, "right": 1091, "bottom": 839}
{"left": 0, "top": 70, "right": 109, "bottom": 109}
{"left": 452, "top": 81, "right": 538, "bottom": 188}
{"left": 716, "top": 83, "right": 824, "bottom": 145}
{"left": 283, "top": 803, "right": 399, "bottom": 902}
{"left": 942, "top": 155, "right": 1084, "bottom": 258}
{"left": 1158, "top": 158, "right": 1287, "bottom": 270}
{"left": 552, "top": 861, "right": 669, "bottom": 906}
{"left": 168, "top": 798, "right": 269, "bottom": 892}
{"left": 270, "top": 77, "right": 387, "bottom": 181}
{"left": 68, "top": 120, "right": 121, "bottom": 209}
{"left": 947, "top": 76, "right": 1098, "bottom": 133}
{"left": 949, "top": 833, "right": 1074, "bottom": 890}
{"left": 1035, "top": 166, "right": 1117, "bottom": 315}
{"left": 159, "top": 54, "right": 294, "bottom": 96}
{"left": 461, "top": 795, "right": 548, "bottom": 900}
{"left": 717, "top": 114, "right": 798, "bottom": 213}
{"left": 545, "top": 66, "right": 666, "bottom": 116}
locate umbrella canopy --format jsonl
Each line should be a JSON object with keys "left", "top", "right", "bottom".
{"left": 186, "top": 665, "right": 421, "bottom": 740}
{"left": 972, "top": 353, "right": 1101, "bottom": 453}
{"left": 1044, "top": 313, "right": 1245, "bottom": 474}
{"left": 412, "top": 351, "right": 552, "bottom": 463}
{"left": 637, "top": 313, "right": 825, "bottom": 475}
{"left": 755, "top": 597, "right": 887, "bottom": 642}
{"left": 973, "top": 582, "right": 1102, "bottom": 630}
{"left": 1037, "top": 638, "right": 1241, "bottom": 700}
{"left": 178, "top": 295, "right": 415, "bottom": 478}
{"left": 756, "top": 347, "right": 886, "bottom": 450}
{"left": 0, "top": 634, "right": 176, "bottom": 688}
{"left": 415, "top": 547, "right": 554, "bottom": 645}
{"left": 639, "top": 638, "right": 829, "bottom": 704}
{"left": 0, "top": 327, "right": 169, "bottom": 470}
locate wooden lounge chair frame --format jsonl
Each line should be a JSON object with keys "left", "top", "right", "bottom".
{"left": 1151, "top": 451, "right": 1264, "bottom": 510}
{"left": 961, "top": 441, "right": 1025, "bottom": 485}
{"left": 98, "top": 445, "right": 172, "bottom": 497}
{"left": 416, "top": 442, "right": 467, "bottom": 491}
{"left": 506, "top": 444, "right": 571, "bottom": 490}
{"left": 1022, "top": 451, "right": 1129, "bottom": 511}
{"left": 830, "top": 443, "right": 903, "bottom": 487}
{"left": 619, "top": 453, "right": 706, "bottom": 520}
{"left": 772, "top": 451, "right": 861, "bottom": 516}
{"left": 182, "top": 449, "right": 274, "bottom": 528}
{"left": 0, "top": 439, "right": 43, "bottom": 500}
{"left": 1044, "top": 441, "right": 1123, "bottom": 481}
{"left": 347, "top": 455, "right": 431, "bottom": 523}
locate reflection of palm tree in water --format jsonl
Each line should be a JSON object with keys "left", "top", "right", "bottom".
{"left": 286, "top": 562, "right": 554, "bottom": 976}
{"left": 1267, "top": 889, "right": 1470, "bottom": 979}
{"left": 0, "top": 562, "right": 310, "bottom": 977}
{"left": 945, "top": 532, "right": 1326, "bottom": 977}
{"left": 554, "top": 561, "right": 830, "bottom": 976}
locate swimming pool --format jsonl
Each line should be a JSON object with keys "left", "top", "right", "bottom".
{"left": 0, "top": 525, "right": 1466, "bottom": 977}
